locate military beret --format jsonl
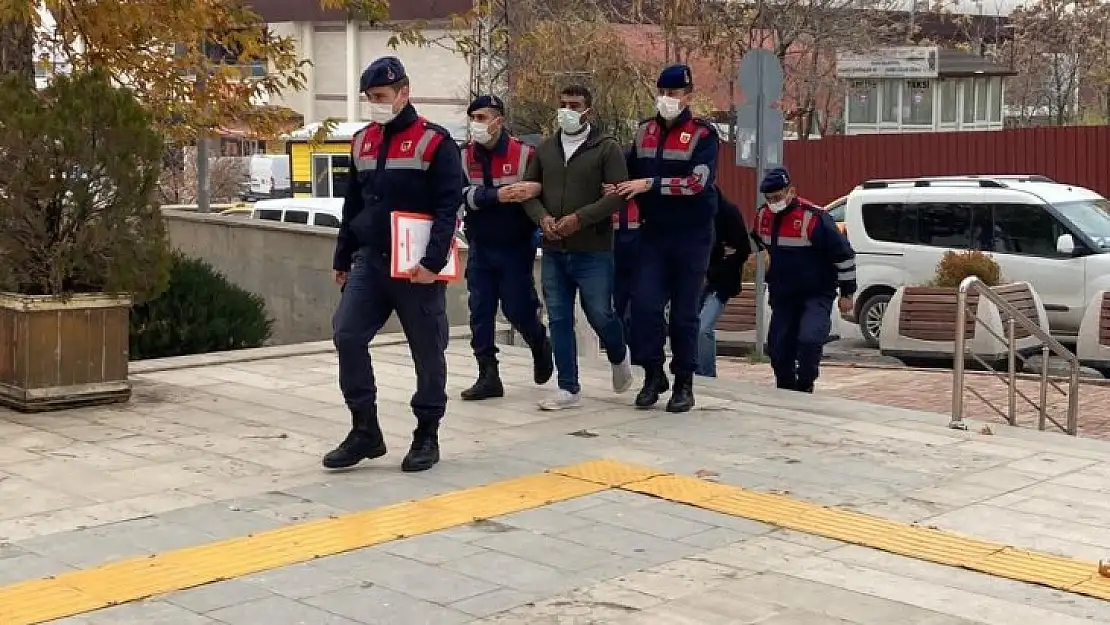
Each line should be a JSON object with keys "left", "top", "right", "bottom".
{"left": 359, "top": 56, "right": 406, "bottom": 91}
{"left": 760, "top": 167, "right": 792, "bottom": 194}
{"left": 657, "top": 64, "right": 693, "bottom": 90}
{"left": 467, "top": 95, "right": 505, "bottom": 116}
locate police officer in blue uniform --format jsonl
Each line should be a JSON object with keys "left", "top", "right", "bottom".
{"left": 325, "top": 57, "right": 464, "bottom": 472}
{"left": 751, "top": 168, "right": 856, "bottom": 393}
{"left": 616, "top": 64, "right": 719, "bottom": 413}
{"left": 459, "top": 95, "right": 553, "bottom": 400}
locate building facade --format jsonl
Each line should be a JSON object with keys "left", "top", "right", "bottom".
{"left": 837, "top": 47, "right": 1014, "bottom": 135}
{"left": 249, "top": 0, "right": 472, "bottom": 127}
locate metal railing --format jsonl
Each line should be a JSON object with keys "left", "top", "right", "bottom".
{"left": 950, "top": 276, "right": 1081, "bottom": 435}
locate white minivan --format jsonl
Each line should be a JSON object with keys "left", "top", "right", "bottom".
{"left": 841, "top": 175, "right": 1110, "bottom": 346}
{"left": 251, "top": 197, "right": 343, "bottom": 228}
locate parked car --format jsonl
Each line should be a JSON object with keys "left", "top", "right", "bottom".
{"left": 824, "top": 195, "right": 848, "bottom": 234}
{"left": 840, "top": 175, "right": 1110, "bottom": 347}
{"left": 251, "top": 197, "right": 343, "bottom": 228}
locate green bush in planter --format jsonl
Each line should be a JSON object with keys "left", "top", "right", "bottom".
{"left": 130, "top": 254, "right": 273, "bottom": 360}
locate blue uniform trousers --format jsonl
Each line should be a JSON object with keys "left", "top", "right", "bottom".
{"left": 613, "top": 229, "right": 640, "bottom": 332}
{"left": 332, "top": 250, "right": 449, "bottom": 423}
{"left": 466, "top": 242, "right": 546, "bottom": 359}
{"left": 631, "top": 233, "right": 712, "bottom": 375}
{"left": 767, "top": 294, "right": 833, "bottom": 391}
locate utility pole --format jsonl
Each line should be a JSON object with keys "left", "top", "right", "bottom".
{"left": 196, "top": 40, "right": 211, "bottom": 213}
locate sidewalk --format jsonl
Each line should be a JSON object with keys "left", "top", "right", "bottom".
{"left": 2, "top": 341, "right": 1110, "bottom": 624}
{"left": 717, "top": 358, "right": 1110, "bottom": 440}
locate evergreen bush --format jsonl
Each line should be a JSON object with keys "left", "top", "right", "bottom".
{"left": 130, "top": 253, "right": 273, "bottom": 360}
{"left": 0, "top": 69, "right": 170, "bottom": 300}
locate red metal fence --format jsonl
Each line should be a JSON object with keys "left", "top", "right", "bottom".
{"left": 716, "top": 125, "right": 1110, "bottom": 223}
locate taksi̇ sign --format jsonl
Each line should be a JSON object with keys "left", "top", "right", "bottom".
{"left": 835, "top": 47, "right": 939, "bottom": 79}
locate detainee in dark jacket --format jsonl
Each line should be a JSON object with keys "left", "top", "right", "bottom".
{"left": 695, "top": 188, "right": 752, "bottom": 377}
{"left": 516, "top": 84, "right": 633, "bottom": 411}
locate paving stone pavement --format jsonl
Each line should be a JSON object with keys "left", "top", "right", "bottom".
{"left": 716, "top": 358, "right": 1110, "bottom": 441}
{"left": 3, "top": 338, "right": 1110, "bottom": 624}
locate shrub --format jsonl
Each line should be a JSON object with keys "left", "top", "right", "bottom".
{"left": 129, "top": 253, "right": 273, "bottom": 360}
{"left": 929, "top": 250, "right": 1003, "bottom": 288}
{"left": 0, "top": 69, "right": 170, "bottom": 301}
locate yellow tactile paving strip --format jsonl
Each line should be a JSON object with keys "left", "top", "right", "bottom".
{"left": 0, "top": 460, "right": 1107, "bottom": 624}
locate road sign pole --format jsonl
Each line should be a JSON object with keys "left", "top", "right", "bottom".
{"left": 753, "top": 84, "right": 766, "bottom": 358}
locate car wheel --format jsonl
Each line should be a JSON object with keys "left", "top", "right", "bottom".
{"left": 858, "top": 292, "right": 892, "bottom": 348}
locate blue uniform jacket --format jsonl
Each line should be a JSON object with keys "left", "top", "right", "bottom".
{"left": 752, "top": 199, "right": 857, "bottom": 301}
{"left": 333, "top": 104, "right": 464, "bottom": 273}
{"left": 461, "top": 132, "right": 537, "bottom": 247}
{"left": 626, "top": 109, "right": 720, "bottom": 236}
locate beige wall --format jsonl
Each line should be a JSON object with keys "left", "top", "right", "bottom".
{"left": 163, "top": 210, "right": 473, "bottom": 345}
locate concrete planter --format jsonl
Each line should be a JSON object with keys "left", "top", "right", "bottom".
{"left": 1076, "top": 290, "right": 1110, "bottom": 378}
{"left": 879, "top": 282, "right": 1047, "bottom": 367}
{"left": 0, "top": 293, "right": 132, "bottom": 412}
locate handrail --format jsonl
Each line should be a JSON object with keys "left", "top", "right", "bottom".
{"left": 950, "top": 276, "right": 1082, "bottom": 435}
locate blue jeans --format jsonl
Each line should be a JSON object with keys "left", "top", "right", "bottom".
{"left": 541, "top": 250, "right": 627, "bottom": 394}
{"left": 695, "top": 291, "right": 727, "bottom": 377}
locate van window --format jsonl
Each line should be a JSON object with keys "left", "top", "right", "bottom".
{"left": 255, "top": 209, "right": 281, "bottom": 221}
{"left": 283, "top": 210, "right": 309, "bottom": 224}
{"left": 862, "top": 203, "right": 916, "bottom": 243}
{"left": 826, "top": 199, "right": 846, "bottom": 223}
{"left": 991, "top": 203, "right": 1064, "bottom": 256}
{"left": 918, "top": 203, "right": 972, "bottom": 248}
{"left": 313, "top": 213, "right": 341, "bottom": 228}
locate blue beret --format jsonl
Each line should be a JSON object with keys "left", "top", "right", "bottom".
{"left": 657, "top": 64, "right": 693, "bottom": 90}
{"left": 760, "top": 168, "right": 792, "bottom": 194}
{"left": 467, "top": 95, "right": 504, "bottom": 116}
{"left": 359, "top": 56, "right": 406, "bottom": 91}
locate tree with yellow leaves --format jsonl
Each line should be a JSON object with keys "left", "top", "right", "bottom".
{"left": 0, "top": 0, "right": 392, "bottom": 140}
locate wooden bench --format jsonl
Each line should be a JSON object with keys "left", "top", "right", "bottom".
{"left": 716, "top": 289, "right": 758, "bottom": 332}
{"left": 992, "top": 283, "right": 1038, "bottom": 340}
{"left": 897, "top": 287, "right": 979, "bottom": 342}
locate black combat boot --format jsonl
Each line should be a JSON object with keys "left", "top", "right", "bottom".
{"left": 322, "top": 407, "right": 387, "bottom": 469}
{"left": 666, "top": 373, "right": 695, "bottom": 413}
{"left": 795, "top": 381, "right": 815, "bottom": 393}
{"left": 401, "top": 422, "right": 440, "bottom": 472}
{"left": 531, "top": 335, "right": 554, "bottom": 385}
{"left": 461, "top": 356, "right": 504, "bottom": 400}
{"left": 634, "top": 364, "right": 670, "bottom": 408}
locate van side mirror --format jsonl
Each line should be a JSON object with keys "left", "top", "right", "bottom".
{"left": 1056, "top": 233, "right": 1076, "bottom": 256}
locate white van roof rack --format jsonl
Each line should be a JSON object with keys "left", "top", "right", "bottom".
{"left": 860, "top": 175, "right": 1054, "bottom": 190}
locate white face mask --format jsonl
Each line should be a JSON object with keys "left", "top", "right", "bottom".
{"left": 656, "top": 95, "right": 683, "bottom": 120}
{"left": 469, "top": 120, "right": 492, "bottom": 144}
{"left": 557, "top": 108, "right": 585, "bottom": 134}
{"left": 368, "top": 102, "right": 398, "bottom": 124}
{"left": 768, "top": 197, "right": 792, "bottom": 213}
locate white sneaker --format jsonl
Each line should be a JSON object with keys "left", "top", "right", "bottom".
{"left": 538, "top": 389, "right": 581, "bottom": 411}
{"left": 611, "top": 347, "right": 633, "bottom": 394}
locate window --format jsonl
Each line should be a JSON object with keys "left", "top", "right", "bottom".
{"left": 989, "top": 77, "right": 1002, "bottom": 122}
{"left": 880, "top": 81, "right": 899, "bottom": 123}
{"left": 1055, "top": 199, "right": 1110, "bottom": 250}
{"left": 255, "top": 209, "right": 281, "bottom": 221}
{"left": 975, "top": 78, "right": 988, "bottom": 121}
{"left": 969, "top": 204, "right": 994, "bottom": 251}
{"left": 902, "top": 80, "right": 933, "bottom": 126}
{"left": 313, "top": 213, "right": 341, "bottom": 228}
{"left": 918, "top": 203, "right": 971, "bottom": 248}
{"left": 962, "top": 80, "right": 975, "bottom": 124}
{"left": 826, "top": 199, "right": 846, "bottom": 223}
{"left": 940, "top": 80, "right": 958, "bottom": 123}
{"left": 848, "top": 80, "right": 877, "bottom": 124}
{"left": 311, "top": 154, "right": 352, "bottom": 198}
{"left": 991, "top": 203, "right": 1064, "bottom": 256}
{"left": 283, "top": 210, "right": 309, "bottom": 224}
{"left": 862, "top": 203, "right": 916, "bottom": 243}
